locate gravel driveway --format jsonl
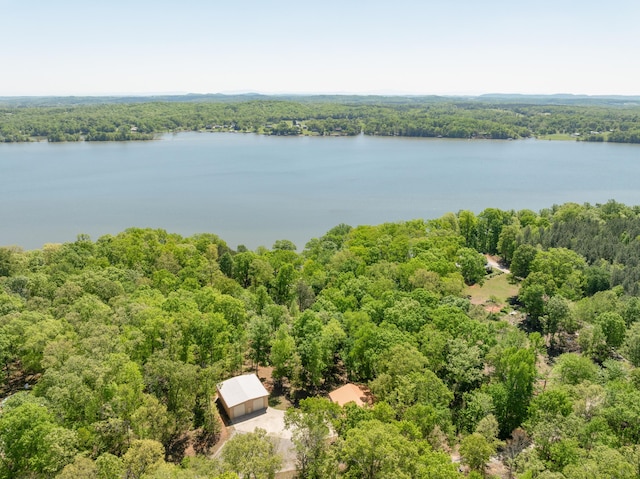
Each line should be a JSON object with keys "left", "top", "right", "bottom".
{"left": 215, "top": 408, "right": 297, "bottom": 473}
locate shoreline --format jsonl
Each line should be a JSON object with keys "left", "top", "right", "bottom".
{"left": 1, "top": 130, "right": 593, "bottom": 145}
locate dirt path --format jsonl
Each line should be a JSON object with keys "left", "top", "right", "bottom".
{"left": 485, "top": 254, "right": 510, "bottom": 274}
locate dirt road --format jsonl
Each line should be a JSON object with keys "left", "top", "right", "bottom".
{"left": 485, "top": 255, "right": 510, "bottom": 274}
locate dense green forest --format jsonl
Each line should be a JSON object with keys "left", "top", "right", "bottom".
{"left": 1, "top": 95, "right": 640, "bottom": 143}
{"left": 2, "top": 200, "right": 640, "bottom": 478}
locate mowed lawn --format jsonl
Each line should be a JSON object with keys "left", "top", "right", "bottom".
{"left": 464, "top": 273, "right": 519, "bottom": 308}
{"left": 537, "top": 133, "right": 576, "bottom": 141}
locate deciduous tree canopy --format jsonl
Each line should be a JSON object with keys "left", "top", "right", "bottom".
{"left": 0, "top": 201, "right": 639, "bottom": 477}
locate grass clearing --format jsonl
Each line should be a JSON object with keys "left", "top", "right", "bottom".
{"left": 465, "top": 273, "right": 519, "bottom": 308}
{"left": 537, "top": 133, "right": 576, "bottom": 141}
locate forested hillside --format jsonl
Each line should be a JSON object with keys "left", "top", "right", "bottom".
{"left": 2, "top": 96, "right": 640, "bottom": 143}
{"left": 1, "top": 201, "right": 640, "bottom": 478}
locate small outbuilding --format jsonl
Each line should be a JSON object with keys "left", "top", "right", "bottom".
{"left": 217, "top": 373, "right": 269, "bottom": 420}
{"left": 328, "top": 383, "right": 366, "bottom": 407}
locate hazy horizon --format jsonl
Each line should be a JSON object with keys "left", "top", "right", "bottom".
{"left": 1, "top": 0, "right": 638, "bottom": 97}
{"left": 2, "top": 91, "right": 640, "bottom": 99}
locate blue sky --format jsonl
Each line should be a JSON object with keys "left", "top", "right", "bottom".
{"left": 1, "top": 0, "right": 639, "bottom": 96}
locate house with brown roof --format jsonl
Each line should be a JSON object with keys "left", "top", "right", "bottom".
{"left": 328, "top": 383, "right": 366, "bottom": 407}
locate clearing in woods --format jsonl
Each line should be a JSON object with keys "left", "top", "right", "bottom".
{"left": 465, "top": 272, "right": 519, "bottom": 313}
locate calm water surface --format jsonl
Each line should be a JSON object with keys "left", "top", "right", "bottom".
{"left": 1, "top": 133, "right": 639, "bottom": 249}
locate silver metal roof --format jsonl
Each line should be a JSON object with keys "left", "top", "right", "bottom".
{"left": 217, "top": 373, "right": 269, "bottom": 408}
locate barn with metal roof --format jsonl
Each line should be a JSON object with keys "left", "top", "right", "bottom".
{"left": 216, "top": 373, "right": 269, "bottom": 420}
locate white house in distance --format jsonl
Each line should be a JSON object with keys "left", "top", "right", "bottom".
{"left": 217, "top": 373, "right": 269, "bottom": 420}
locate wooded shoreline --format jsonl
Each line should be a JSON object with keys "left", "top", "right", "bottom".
{"left": 2, "top": 95, "right": 640, "bottom": 144}
{"left": 2, "top": 201, "right": 640, "bottom": 477}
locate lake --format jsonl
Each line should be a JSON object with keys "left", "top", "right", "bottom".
{"left": 1, "top": 133, "right": 639, "bottom": 250}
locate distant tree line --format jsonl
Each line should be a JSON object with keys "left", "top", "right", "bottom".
{"left": 1, "top": 97, "right": 640, "bottom": 143}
